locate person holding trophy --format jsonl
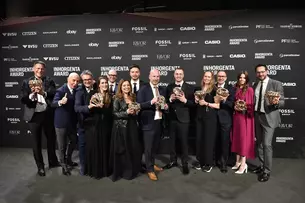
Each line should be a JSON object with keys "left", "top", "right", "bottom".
{"left": 109, "top": 79, "right": 142, "bottom": 181}
{"left": 253, "top": 64, "right": 284, "bottom": 182}
{"left": 194, "top": 71, "right": 220, "bottom": 172}
{"left": 84, "top": 76, "right": 113, "bottom": 179}
{"left": 231, "top": 71, "right": 255, "bottom": 174}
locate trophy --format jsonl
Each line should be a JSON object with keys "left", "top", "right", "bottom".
{"left": 90, "top": 93, "right": 104, "bottom": 106}
{"left": 235, "top": 99, "right": 247, "bottom": 112}
{"left": 265, "top": 91, "right": 280, "bottom": 105}
{"left": 194, "top": 90, "right": 206, "bottom": 100}
{"left": 128, "top": 102, "right": 141, "bottom": 112}
{"left": 29, "top": 78, "right": 43, "bottom": 101}
{"left": 156, "top": 95, "right": 166, "bottom": 110}
{"left": 216, "top": 88, "right": 229, "bottom": 97}
{"left": 173, "top": 87, "right": 184, "bottom": 96}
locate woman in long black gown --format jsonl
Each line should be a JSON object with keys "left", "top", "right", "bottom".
{"left": 83, "top": 76, "right": 112, "bottom": 179}
{"left": 195, "top": 71, "right": 220, "bottom": 173}
{"left": 109, "top": 79, "right": 142, "bottom": 181}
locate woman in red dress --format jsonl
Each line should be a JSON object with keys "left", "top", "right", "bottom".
{"left": 231, "top": 71, "right": 255, "bottom": 174}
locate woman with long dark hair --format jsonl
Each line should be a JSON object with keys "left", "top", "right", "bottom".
{"left": 194, "top": 71, "right": 220, "bottom": 172}
{"left": 84, "top": 76, "right": 113, "bottom": 179}
{"left": 109, "top": 79, "right": 142, "bottom": 181}
{"left": 231, "top": 71, "right": 255, "bottom": 174}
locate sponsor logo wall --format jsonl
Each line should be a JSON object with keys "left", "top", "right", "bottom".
{"left": 1, "top": 10, "right": 304, "bottom": 158}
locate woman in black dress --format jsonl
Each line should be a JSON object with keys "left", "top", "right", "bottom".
{"left": 109, "top": 79, "right": 142, "bottom": 181}
{"left": 83, "top": 76, "right": 112, "bottom": 179}
{"left": 195, "top": 71, "right": 220, "bottom": 172}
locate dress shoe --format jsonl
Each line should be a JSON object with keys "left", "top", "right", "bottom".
{"left": 163, "top": 161, "right": 178, "bottom": 170}
{"left": 37, "top": 168, "right": 46, "bottom": 176}
{"left": 182, "top": 165, "right": 189, "bottom": 175}
{"left": 154, "top": 165, "right": 163, "bottom": 172}
{"left": 220, "top": 165, "right": 228, "bottom": 173}
{"left": 147, "top": 172, "right": 158, "bottom": 181}
{"left": 62, "top": 166, "right": 71, "bottom": 176}
{"left": 235, "top": 164, "right": 248, "bottom": 174}
{"left": 231, "top": 162, "right": 241, "bottom": 170}
{"left": 192, "top": 162, "right": 201, "bottom": 170}
{"left": 252, "top": 166, "right": 263, "bottom": 174}
{"left": 48, "top": 162, "right": 61, "bottom": 169}
{"left": 258, "top": 173, "right": 270, "bottom": 182}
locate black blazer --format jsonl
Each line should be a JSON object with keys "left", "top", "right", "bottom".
{"left": 136, "top": 83, "right": 167, "bottom": 131}
{"left": 166, "top": 82, "right": 195, "bottom": 123}
{"left": 20, "top": 76, "right": 56, "bottom": 122}
{"left": 216, "top": 83, "right": 235, "bottom": 125}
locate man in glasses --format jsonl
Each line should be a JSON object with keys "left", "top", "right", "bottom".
{"left": 107, "top": 69, "right": 118, "bottom": 96}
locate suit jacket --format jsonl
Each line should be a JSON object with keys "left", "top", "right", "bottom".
{"left": 74, "top": 84, "right": 97, "bottom": 128}
{"left": 52, "top": 84, "right": 77, "bottom": 128}
{"left": 253, "top": 78, "right": 285, "bottom": 128}
{"left": 166, "top": 82, "right": 195, "bottom": 123}
{"left": 216, "top": 83, "right": 235, "bottom": 126}
{"left": 20, "top": 76, "right": 56, "bottom": 122}
{"left": 109, "top": 82, "right": 118, "bottom": 96}
{"left": 136, "top": 83, "right": 167, "bottom": 130}
{"left": 131, "top": 79, "right": 147, "bottom": 95}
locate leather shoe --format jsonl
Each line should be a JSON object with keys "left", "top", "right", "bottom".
{"left": 258, "top": 173, "right": 270, "bottom": 182}
{"left": 182, "top": 165, "right": 189, "bottom": 175}
{"left": 163, "top": 161, "right": 178, "bottom": 170}
{"left": 147, "top": 172, "right": 158, "bottom": 181}
{"left": 37, "top": 168, "right": 46, "bottom": 176}
{"left": 62, "top": 166, "right": 71, "bottom": 176}
{"left": 48, "top": 162, "right": 61, "bottom": 169}
{"left": 220, "top": 165, "right": 228, "bottom": 173}
{"left": 154, "top": 165, "right": 163, "bottom": 172}
{"left": 252, "top": 166, "right": 263, "bottom": 174}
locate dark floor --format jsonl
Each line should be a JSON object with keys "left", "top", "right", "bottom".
{"left": 0, "top": 148, "right": 304, "bottom": 203}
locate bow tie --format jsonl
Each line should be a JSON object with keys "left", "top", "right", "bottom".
{"left": 175, "top": 84, "right": 181, "bottom": 87}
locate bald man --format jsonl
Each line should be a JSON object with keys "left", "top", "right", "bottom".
{"left": 107, "top": 69, "right": 118, "bottom": 96}
{"left": 52, "top": 72, "right": 80, "bottom": 175}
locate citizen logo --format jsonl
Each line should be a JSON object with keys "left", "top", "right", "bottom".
{"left": 66, "top": 30, "right": 77, "bottom": 34}
{"left": 156, "top": 54, "right": 171, "bottom": 60}
{"left": 43, "top": 44, "right": 58, "bottom": 48}
{"left": 133, "top": 41, "right": 147, "bottom": 47}
{"left": 2, "top": 32, "right": 17, "bottom": 36}
{"left": 43, "top": 57, "right": 59, "bottom": 61}
{"left": 204, "top": 40, "right": 221, "bottom": 44}
{"left": 131, "top": 27, "right": 148, "bottom": 33}
{"left": 23, "top": 44, "right": 38, "bottom": 48}
{"left": 64, "top": 56, "right": 80, "bottom": 60}
{"left": 229, "top": 54, "right": 246, "bottom": 58}
{"left": 111, "top": 55, "right": 122, "bottom": 60}
{"left": 180, "top": 26, "right": 196, "bottom": 31}
{"left": 155, "top": 40, "right": 172, "bottom": 46}
{"left": 88, "top": 42, "right": 99, "bottom": 47}
{"left": 7, "top": 118, "right": 20, "bottom": 123}
{"left": 6, "top": 95, "right": 19, "bottom": 99}
{"left": 110, "top": 28, "right": 123, "bottom": 33}
{"left": 22, "top": 31, "right": 37, "bottom": 36}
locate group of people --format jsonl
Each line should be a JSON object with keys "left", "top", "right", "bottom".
{"left": 20, "top": 61, "right": 284, "bottom": 182}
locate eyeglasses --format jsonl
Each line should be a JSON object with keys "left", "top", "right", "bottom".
{"left": 83, "top": 79, "right": 92, "bottom": 81}
{"left": 217, "top": 76, "right": 226, "bottom": 78}
{"left": 256, "top": 71, "right": 266, "bottom": 74}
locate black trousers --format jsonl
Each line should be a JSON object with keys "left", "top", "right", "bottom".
{"left": 168, "top": 120, "right": 189, "bottom": 165}
{"left": 143, "top": 120, "right": 162, "bottom": 172}
{"left": 28, "top": 111, "right": 58, "bottom": 169}
{"left": 215, "top": 121, "right": 231, "bottom": 166}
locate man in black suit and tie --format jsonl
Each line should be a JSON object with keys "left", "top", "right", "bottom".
{"left": 20, "top": 61, "right": 59, "bottom": 176}
{"left": 74, "top": 70, "right": 97, "bottom": 175}
{"left": 162, "top": 68, "right": 195, "bottom": 174}
{"left": 129, "top": 64, "right": 146, "bottom": 95}
{"left": 52, "top": 72, "right": 80, "bottom": 175}
{"left": 215, "top": 71, "right": 235, "bottom": 173}
{"left": 107, "top": 69, "right": 118, "bottom": 96}
{"left": 137, "top": 69, "right": 168, "bottom": 181}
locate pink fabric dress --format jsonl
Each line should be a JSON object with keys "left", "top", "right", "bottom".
{"left": 231, "top": 87, "right": 255, "bottom": 159}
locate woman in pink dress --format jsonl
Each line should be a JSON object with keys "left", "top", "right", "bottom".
{"left": 231, "top": 71, "right": 255, "bottom": 174}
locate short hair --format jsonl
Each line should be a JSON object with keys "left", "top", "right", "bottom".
{"left": 174, "top": 67, "right": 184, "bottom": 72}
{"left": 33, "top": 61, "right": 46, "bottom": 68}
{"left": 255, "top": 64, "right": 268, "bottom": 72}
{"left": 129, "top": 64, "right": 140, "bottom": 71}
{"left": 80, "top": 70, "right": 93, "bottom": 78}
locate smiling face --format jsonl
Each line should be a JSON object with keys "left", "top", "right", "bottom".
{"left": 174, "top": 69, "right": 184, "bottom": 83}
{"left": 33, "top": 63, "right": 45, "bottom": 78}
{"left": 130, "top": 67, "right": 140, "bottom": 81}
{"left": 99, "top": 78, "right": 108, "bottom": 92}
{"left": 81, "top": 74, "right": 93, "bottom": 88}
{"left": 149, "top": 69, "right": 160, "bottom": 85}
{"left": 121, "top": 81, "right": 131, "bottom": 94}
{"left": 256, "top": 65, "right": 268, "bottom": 81}
{"left": 217, "top": 71, "right": 227, "bottom": 85}
{"left": 238, "top": 74, "right": 246, "bottom": 86}
{"left": 202, "top": 71, "right": 212, "bottom": 85}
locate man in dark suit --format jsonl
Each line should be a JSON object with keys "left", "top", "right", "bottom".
{"left": 215, "top": 71, "right": 235, "bottom": 173}
{"left": 74, "top": 70, "right": 97, "bottom": 175}
{"left": 107, "top": 69, "right": 118, "bottom": 96}
{"left": 137, "top": 69, "right": 168, "bottom": 181}
{"left": 162, "top": 68, "right": 195, "bottom": 175}
{"left": 20, "top": 61, "right": 59, "bottom": 176}
{"left": 52, "top": 72, "right": 80, "bottom": 175}
{"left": 253, "top": 64, "right": 284, "bottom": 182}
{"left": 129, "top": 64, "right": 146, "bottom": 95}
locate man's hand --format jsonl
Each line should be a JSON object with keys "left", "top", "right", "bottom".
{"left": 59, "top": 93, "right": 68, "bottom": 105}
{"left": 170, "top": 94, "right": 176, "bottom": 102}
{"left": 151, "top": 97, "right": 158, "bottom": 105}
{"left": 271, "top": 96, "right": 280, "bottom": 105}
{"left": 176, "top": 93, "right": 187, "bottom": 103}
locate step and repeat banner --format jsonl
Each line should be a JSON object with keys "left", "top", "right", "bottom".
{"left": 1, "top": 10, "right": 304, "bottom": 158}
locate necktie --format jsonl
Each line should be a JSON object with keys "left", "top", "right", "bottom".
{"left": 154, "top": 85, "right": 162, "bottom": 117}
{"left": 257, "top": 81, "right": 263, "bottom": 112}
{"left": 133, "top": 83, "right": 137, "bottom": 93}
{"left": 109, "top": 84, "right": 114, "bottom": 94}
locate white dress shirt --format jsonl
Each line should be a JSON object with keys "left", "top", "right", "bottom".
{"left": 108, "top": 82, "right": 116, "bottom": 92}
{"left": 255, "top": 76, "right": 269, "bottom": 113}
{"left": 29, "top": 93, "right": 47, "bottom": 112}
{"left": 217, "top": 82, "right": 225, "bottom": 88}
{"left": 131, "top": 79, "right": 140, "bottom": 93}
{"left": 150, "top": 82, "right": 162, "bottom": 120}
